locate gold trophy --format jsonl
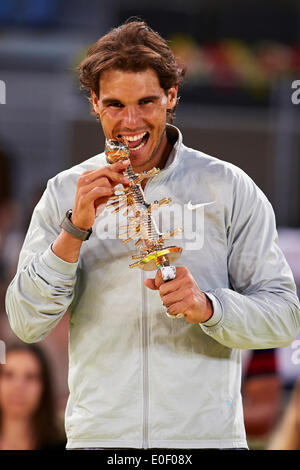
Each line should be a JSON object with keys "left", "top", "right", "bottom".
{"left": 105, "top": 137, "right": 184, "bottom": 318}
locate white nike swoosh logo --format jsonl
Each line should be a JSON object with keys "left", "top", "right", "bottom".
{"left": 186, "top": 201, "right": 215, "bottom": 210}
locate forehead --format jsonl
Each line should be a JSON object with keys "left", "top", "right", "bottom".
{"left": 4, "top": 350, "right": 41, "bottom": 373}
{"left": 98, "top": 68, "right": 163, "bottom": 100}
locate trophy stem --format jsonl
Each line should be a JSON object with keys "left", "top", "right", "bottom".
{"left": 105, "top": 137, "right": 184, "bottom": 319}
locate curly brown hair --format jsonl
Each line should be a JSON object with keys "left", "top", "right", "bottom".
{"left": 77, "top": 19, "right": 185, "bottom": 124}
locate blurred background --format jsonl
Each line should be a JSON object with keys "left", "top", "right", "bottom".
{"left": 0, "top": 0, "right": 299, "bottom": 450}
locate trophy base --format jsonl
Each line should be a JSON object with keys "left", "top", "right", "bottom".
{"left": 129, "top": 246, "right": 182, "bottom": 271}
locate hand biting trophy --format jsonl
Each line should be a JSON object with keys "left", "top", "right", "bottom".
{"left": 104, "top": 137, "right": 184, "bottom": 318}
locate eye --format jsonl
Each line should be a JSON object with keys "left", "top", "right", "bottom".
{"left": 25, "top": 372, "right": 41, "bottom": 383}
{"left": 107, "top": 102, "right": 123, "bottom": 108}
{"left": 140, "top": 99, "right": 153, "bottom": 105}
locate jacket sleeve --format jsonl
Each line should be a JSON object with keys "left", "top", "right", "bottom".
{"left": 200, "top": 169, "right": 300, "bottom": 349}
{"left": 5, "top": 179, "right": 78, "bottom": 343}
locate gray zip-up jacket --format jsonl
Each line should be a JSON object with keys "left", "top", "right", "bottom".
{"left": 5, "top": 125, "right": 300, "bottom": 449}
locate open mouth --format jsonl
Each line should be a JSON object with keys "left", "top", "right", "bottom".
{"left": 118, "top": 131, "right": 150, "bottom": 151}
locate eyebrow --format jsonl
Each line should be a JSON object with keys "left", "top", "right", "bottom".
{"left": 101, "top": 95, "right": 160, "bottom": 105}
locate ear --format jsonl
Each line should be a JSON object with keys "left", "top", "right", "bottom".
{"left": 167, "top": 85, "right": 178, "bottom": 110}
{"left": 90, "top": 89, "right": 100, "bottom": 114}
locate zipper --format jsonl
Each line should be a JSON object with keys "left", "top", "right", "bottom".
{"left": 141, "top": 269, "right": 149, "bottom": 449}
{"left": 140, "top": 177, "right": 156, "bottom": 449}
{"left": 138, "top": 153, "right": 174, "bottom": 448}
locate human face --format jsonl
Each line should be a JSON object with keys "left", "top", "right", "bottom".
{"left": 0, "top": 351, "right": 43, "bottom": 420}
{"left": 91, "top": 68, "right": 177, "bottom": 172}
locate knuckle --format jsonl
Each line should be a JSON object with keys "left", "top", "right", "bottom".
{"left": 100, "top": 167, "right": 110, "bottom": 176}
{"left": 185, "top": 277, "right": 194, "bottom": 288}
{"left": 159, "top": 284, "right": 166, "bottom": 294}
{"left": 115, "top": 159, "right": 128, "bottom": 167}
{"left": 77, "top": 175, "right": 86, "bottom": 185}
{"left": 102, "top": 167, "right": 124, "bottom": 182}
{"left": 105, "top": 186, "right": 114, "bottom": 194}
{"left": 76, "top": 191, "right": 85, "bottom": 203}
{"left": 95, "top": 186, "right": 103, "bottom": 193}
{"left": 99, "top": 176, "right": 110, "bottom": 186}
{"left": 187, "top": 284, "right": 194, "bottom": 295}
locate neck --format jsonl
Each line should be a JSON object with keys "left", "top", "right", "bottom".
{"left": 0, "top": 414, "right": 36, "bottom": 450}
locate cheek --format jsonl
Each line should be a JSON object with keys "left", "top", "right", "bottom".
{"left": 99, "top": 110, "right": 119, "bottom": 135}
{"left": 0, "top": 380, "right": 10, "bottom": 405}
{"left": 146, "top": 106, "right": 168, "bottom": 129}
{"left": 22, "top": 381, "right": 43, "bottom": 412}
{"left": 99, "top": 107, "right": 119, "bottom": 122}
{"left": 28, "top": 382, "right": 43, "bottom": 405}
{"left": 152, "top": 111, "right": 168, "bottom": 135}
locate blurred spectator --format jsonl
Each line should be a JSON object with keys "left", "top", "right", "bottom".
{"left": 0, "top": 342, "right": 66, "bottom": 450}
{"left": 0, "top": 147, "right": 24, "bottom": 307}
{"left": 0, "top": 174, "right": 69, "bottom": 419}
{"left": 0, "top": 200, "right": 24, "bottom": 287}
{"left": 0, "top": 312, "right": 70, "bottom": 420}
{"left": 276, "top": 229, "right": 300, "bottom": 397}
{"left": 267, "top": 379, "right": 300, "bottom": 450}
{"left": 277, "top": 330, "right": 300, "bottom": 397}
{"left": 242, "top": 348, "right": 282, "bottom": 449}
{"left": 241, "top": 223, "right": 300, "bottom": 451}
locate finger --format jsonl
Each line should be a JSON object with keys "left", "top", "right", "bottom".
{"left": 83, "top": 170, "right": 129, "bottom": 187}
{"left": 78, "top": 160, "right": 129, "bottom": 183}
{"left": 85, "top": 159, "right": 130, "bottom": 176}
{"left": 78, "top": 174, "right": 128, "bottom": 203}
{"left": 170, "top": 266, "right": 189, "bottom": 279}
{"left": 108, "top": 159, "right": 131, "bottom": 171}
{"left": 154, "top": 269, "right": 164, "bottom": 289}
{"left": 144, "top": 278, "right": 158, "bottom": 290}
{"left": 161, "top": 289, "right": 187, "bottom": 308}
{"left": 79, "top": 176, "right": 113, "bottom": 196}
{"left": 159, "top": 277, "right": 187, "bottom": 296}
{"left": 80, "top": 161, "right": 130, "bottom": 185}
{"left": 167, "top": 299, "right": 189, "bottom": 316}
{"left": 84, "top": 186, "right": 114, "bottom": 204}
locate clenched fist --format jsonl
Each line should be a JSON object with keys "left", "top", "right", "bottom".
{"left": 52, "top": 159, "right": 130, "bottom": 263}
{"left": 71, "top": 159, "right": 130, "bottom": 230}
{"left": 144, "top": 266, "right": 214, "bottom": 323}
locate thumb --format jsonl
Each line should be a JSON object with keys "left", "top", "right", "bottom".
{"left": 144, "top": 277, "right": 158, "bottom": 290}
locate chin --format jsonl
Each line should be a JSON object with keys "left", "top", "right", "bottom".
{"left": 129, "top": 151, "right": 148, "bottom": 165}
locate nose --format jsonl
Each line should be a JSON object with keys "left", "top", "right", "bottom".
{"left": 120, "top": 105, "right": 141, "bottom": 128}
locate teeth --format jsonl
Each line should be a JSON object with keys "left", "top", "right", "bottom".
{"left": 121, "top": 132, "right": 147, "bottom": 142}
{"left": 130, "top": 140, "right": 146, "bottom": 151}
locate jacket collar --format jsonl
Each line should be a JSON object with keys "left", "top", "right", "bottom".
{"left": 163, "top": 124, "right": 183, "bottom": 171}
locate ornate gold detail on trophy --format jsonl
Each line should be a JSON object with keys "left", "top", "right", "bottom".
{"left": 105, "top": 137, "right": 183, "bottom": 274}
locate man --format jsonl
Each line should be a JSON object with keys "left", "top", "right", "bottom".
{"left": 5, "top": 20, "right": 300, "bottom": 450}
